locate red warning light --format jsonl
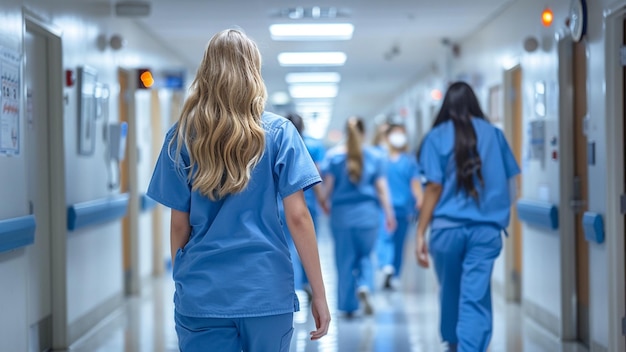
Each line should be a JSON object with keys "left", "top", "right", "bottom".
{"left": 541, "top": 8, "right": 554, "bottom": 27}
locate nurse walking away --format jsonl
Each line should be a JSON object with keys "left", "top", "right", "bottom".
{"left": 322, "top": 117, "right": 396, "bottom": 317}
{"left": 415, "top": 82, "right": 520, "bottom": 352}
{"left": 147, "top": 29, "right": 330, "bottom": 352}
{"left": 380, "top": 123, "right": 423, "bottom": 289}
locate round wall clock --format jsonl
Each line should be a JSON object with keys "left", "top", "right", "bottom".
{"left": 569, "top": 0, "right": 588, "bottom": 42}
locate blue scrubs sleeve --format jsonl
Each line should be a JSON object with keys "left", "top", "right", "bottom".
{"left": 496, "top": 129, "right": 521, "bottom": 178}
{"left": 409, "top": 155, "right": 421, "bottom": 180}
{"left": 146, "top": 133, "right": 192, "bottom": 212}
{"left": 418, "top": 135, "right": 444, "bottom": 184}
{"left": 274, "top": 122, "right": 322, "bottom": 198}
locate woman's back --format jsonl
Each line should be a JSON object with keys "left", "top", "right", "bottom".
{"left": 324, "top": 146, "right": 386, "bottom": 229}
{"left": 148, "top": 112, "right": 320, "bottom": 317}
{"left": 419, "top": 117, "right": 519, "bottom": 229}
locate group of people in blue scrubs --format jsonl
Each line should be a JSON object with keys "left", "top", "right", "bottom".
{"left": 146, "top": 26, "right": 519, "bottom": 352}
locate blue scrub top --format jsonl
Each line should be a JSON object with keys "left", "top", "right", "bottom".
{"left": 387, "top": 153, "right": 421, "bottom": 216}
{"left": 323, "top": 146, "right": 386, "bottom": 230}
{"left": 418, "top": 118, "right": 520, "bottom": 230}
{"left": 147, "top": 112, "right": 321, "bottom": 318}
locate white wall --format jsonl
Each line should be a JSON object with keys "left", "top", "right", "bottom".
{"left": 0, "top": 3, "right": 41, "bottom": 351}
{"left": 0, "top": 1, "right": 187, "bottom": 349}
{"left": 136, "top": 90, "right": 154, "bottom": 280}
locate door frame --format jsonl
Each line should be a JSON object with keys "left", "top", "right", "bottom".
{"left": 556, "top": 32, "right": 579, "bottom": 342}
{"left": 118, "top": 68, "right": 141, "bottom": 295}
{"left": 22, "top": 9, "right": 68, "bottom": 350}
{"left": 604, "top": 2, "right": 626, "bottom": 351}
{"left": 503, "top": 64, "right": 522, "bottom": 302}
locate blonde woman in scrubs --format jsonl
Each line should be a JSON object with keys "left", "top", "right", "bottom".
{"left": 322, "top": 117, "right": 396, "bottom": 317}
{"left": 147, "top": 29, "right": 330, "bottom": 352}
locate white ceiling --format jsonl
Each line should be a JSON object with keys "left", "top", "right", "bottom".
{"left": 133, "top": 0, "right": 514, "bottom": 136}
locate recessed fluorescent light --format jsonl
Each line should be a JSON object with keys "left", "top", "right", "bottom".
{"left": 278, "top": 52, "right": 347, "bottom": 66}
{"left": 270, "top": 91, "right": 290, "bottom": 106}
{"left": 270, "top": 23, "right": 354, "bottom": 41}
{"left": 296, "top": 101, "right": 334, "bottom": 110}
{"left": 289, "top": 84, "right": 338, "bottom": 99}
{"left": 286, "top": 72, "right": 341, "bottom": 84}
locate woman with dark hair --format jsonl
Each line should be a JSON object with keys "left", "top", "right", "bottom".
{"left": 415, "top": 82, "right": 520, "bottom": 352}
{"left": 322, "top": 117, "right": 395, "bottom": 317}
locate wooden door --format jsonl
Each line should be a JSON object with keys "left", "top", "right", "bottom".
{"left": 573, "top": 40, "right": 590, "bottom": 347}
{"left": 118, "top": 69, "right": 132, "bottom": 293}
{"left": 511, "top": 66, "right": 523, "bottom": 300}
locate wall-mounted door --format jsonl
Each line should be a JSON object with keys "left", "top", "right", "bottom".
{"left": 622, "top": 17, "right": 626, "bottom": 348}
{"left": 572, "top": 40, "right": 590, "bottom": 348}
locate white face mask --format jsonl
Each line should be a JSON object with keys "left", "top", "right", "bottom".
{"left": 388, "top": 132, "right": 408, "bottom": 149}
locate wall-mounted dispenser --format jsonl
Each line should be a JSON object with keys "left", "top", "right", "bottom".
{"left": 107, "top": 122, "right": 128, "bottom": 162}
{"left": 105, "top": 122, "right": 128, "bottom": 189}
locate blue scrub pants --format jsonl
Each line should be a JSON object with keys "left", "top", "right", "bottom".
{"left": 175, "top": 311, "right": 293, "bottom": 352}
{"left": 429, "top": 224, "right": 502, "bottom": 352}
{"left": 375, "top": 212, "right": 394, "bottom": 270}
{"left": 390, "top": 213, "right": 411, "bottom": 277}
{"left": 332, "top": 226, "right": 378, "bottom": 312}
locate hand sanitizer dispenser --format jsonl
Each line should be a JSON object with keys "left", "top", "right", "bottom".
{"left": 107, "top": 122, "right": 128, "bottom": 161}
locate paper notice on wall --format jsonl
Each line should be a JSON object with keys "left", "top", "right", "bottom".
{"left": 0, "top": 47, "right": 21, "bottom": 156}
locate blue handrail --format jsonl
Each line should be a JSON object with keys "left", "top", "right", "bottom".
{"left": 0, "top": 214, "right": 36, "bottom": 253}
{"left": 67, "top": 193, "right": 130, "bottom": 231}
{"left": 582, "top": 212, "right": 604, "bottom": 244}
{"left": 516, "top": 199, "right": 559, "bottom": 231}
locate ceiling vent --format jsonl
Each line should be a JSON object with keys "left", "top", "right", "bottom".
{"left": 270, "top": 6, "right": 351, "bottom": 19}
{"left": 115, "top": 1, "right": 151, "bottom": 17}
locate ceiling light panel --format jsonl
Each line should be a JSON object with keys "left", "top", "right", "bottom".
{"left": 270, "top": 23, "right": 354, "bottom": 41}
{"left": 278, "top": 52, "right": 347, "bottom": 66}
{"left": 289, "top": 84, "right": 338, "bottom": 99}
{"left": 286, "top": 72, "right": 341, "bottom": 84}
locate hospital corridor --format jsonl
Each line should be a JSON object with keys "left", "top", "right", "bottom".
{"left": 1, "top": 0, "right": 626, "bottom": 351}
{"left": 67, "top": 216, "right": 586, "bottom": 352}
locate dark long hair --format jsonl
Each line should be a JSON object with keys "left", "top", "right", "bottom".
{"left": 285, "top": 112, "right": 304, "bottom": 136}
{"left": 433, "top": 82, "right": 487, "bottom": 200}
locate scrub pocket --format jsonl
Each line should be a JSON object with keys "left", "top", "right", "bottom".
{"left": 279, "top": 327, "right": 294, "bottom": 351}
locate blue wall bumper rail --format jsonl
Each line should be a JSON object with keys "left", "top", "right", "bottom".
{"left": 516, "top": 199, "right": 559, "bottom": 231}
{"left": 140, "top": 193, "right": 157, "bottom": 212}
{"left": 582, "top": 212, "right": 604, "bottom": 244}
{"left": 67, "top": 193, "right": 130, "bottom": 231}
{"left": 0, "top": 214, "right": 36, "bottom": 253}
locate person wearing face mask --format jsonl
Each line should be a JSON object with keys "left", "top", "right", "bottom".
{"left": 381, "top": 123, "right": 423, "bottom": 289}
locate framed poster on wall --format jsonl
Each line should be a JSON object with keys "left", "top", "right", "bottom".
{"left": 0, "top": 47, "right": 21, "bottom": 156}
{"left": 488, "top": 84, "right": 503, "bottom": 124}
{"left": 77, "top": 65, "right": 98, "bottom": 156}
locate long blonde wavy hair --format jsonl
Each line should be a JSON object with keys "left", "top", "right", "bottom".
{"left": 171, "top": 29, "right": 267, "bottom": 200}
{"left": 346, "top": 117, "right": 365, "bottom": 183}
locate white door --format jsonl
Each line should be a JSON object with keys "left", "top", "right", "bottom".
{"left": 24, "top": 26, "right": 52, "bottom": 352}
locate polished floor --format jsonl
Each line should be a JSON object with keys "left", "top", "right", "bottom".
{"left": 70, "top": 217, "right": 587, "bottom": 352}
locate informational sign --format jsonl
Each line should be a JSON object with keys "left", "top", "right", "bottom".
{"left": 0, "top": 47, "right": 21, "bottom": 156}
